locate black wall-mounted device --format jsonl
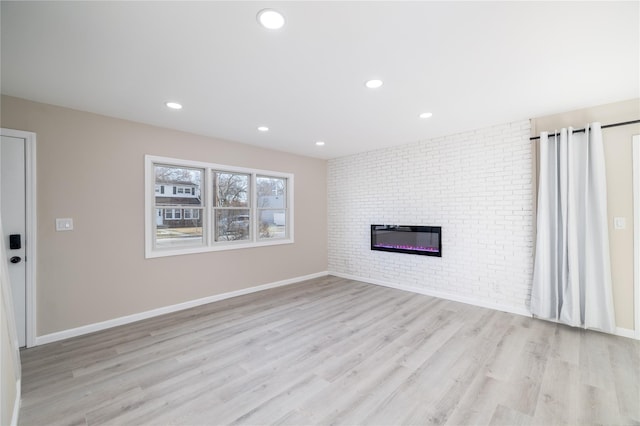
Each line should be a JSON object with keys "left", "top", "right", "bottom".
{"left": 9, "top": 234, "right": 21, "bottom": 250}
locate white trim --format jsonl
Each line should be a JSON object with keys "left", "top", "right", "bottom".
{"left": 633, "top": 134, "right": 640, "bottom": 340}
{"left": 145, "top": 157, "right": 155, "bottom": 257}
{"left": 287, "top": 175, "right": 295, "bottom": 242}
{"left": 534, "top": 316, "right": 638, "bottom": 340}
{"left": 329, "top": 271, "right": 531, "bottom": 318}
{"left": 1, "top": 128, "right": 37, "bottom": 348}
{"left": 25, "top": 134, "right": 36, "bottom": 348}
{"left": 615, "top": 327, "right": 637, "bottom": 340}
{"left": 35, "top": 271, "right": 328, "bottom": 346}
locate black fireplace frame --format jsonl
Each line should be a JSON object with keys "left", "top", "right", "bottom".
{"left": 370, "top": 225, "right": 442, "bottom": 257}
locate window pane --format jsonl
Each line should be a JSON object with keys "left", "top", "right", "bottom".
{"left": 155, "top": 208, "right": 203, "bottom": 248}
{"left": 257, "top": 177, "right": 287, "bottom": 240}
{"left": 259, "top": 209, "right": 287, "bottom": 239}
{"left": 257, "top": 176, "right": 286, "bottom": 209}
{"left": 155, "top": 165, "right": 202, "bottom": 207}
{"left": 215, "top": 209, "right": 250, "bottom": 241}
{"left": 215, "top": 172, "right": 249, "bottom": 207}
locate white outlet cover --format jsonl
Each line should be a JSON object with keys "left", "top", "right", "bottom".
{"left": 56, "top": 218, "right": 74, "bottom": 231}
{"left": 613, "top": 217, "right": 626, "bottom": 230}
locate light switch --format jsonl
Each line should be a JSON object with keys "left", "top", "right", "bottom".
{"left": 614, "top": 217, "right": 626, "bottom": 230}
{"left": 55, "top": 218, "right": 74, "bottom": 231}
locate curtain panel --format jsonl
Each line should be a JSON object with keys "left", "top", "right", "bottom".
{"left": 531, "top": 123, "right": 615, "bottom": 333}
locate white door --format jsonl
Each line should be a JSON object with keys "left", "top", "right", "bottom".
{"left": 1, "top": 135, "right": 27, "bottom": 347}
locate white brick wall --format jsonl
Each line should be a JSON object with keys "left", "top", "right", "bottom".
{"left": 328, "top": 120, "right": 534, "bottom": 315}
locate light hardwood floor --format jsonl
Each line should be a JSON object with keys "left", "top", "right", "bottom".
{"left": 19, "top": 276, "right": 640, "bottom": 425}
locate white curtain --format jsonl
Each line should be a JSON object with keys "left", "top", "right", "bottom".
{"left": 531, "top": 122, "right": 616, "bottom": 333}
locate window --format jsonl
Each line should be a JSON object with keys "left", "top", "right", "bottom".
{"left": 257, "top": 175, "right": 288, "bottom": 240}
{"left": 184, "top": 209, "right": 200, "bottom": 220}
{"left": 214, "top": 172, "right": 250, "bottom": 241}
{"left": 152, "top": 164, "right": 204, "bottom": 250}
{"left": 165, "top": 208, "right": 182, "bottom": 220}
{"left": 145, "top": 155, "right": 293, "bottom": 258}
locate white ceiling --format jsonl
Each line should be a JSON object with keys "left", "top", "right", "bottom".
{"left": 1, "top": 1, "right": 638, "bottom": 159}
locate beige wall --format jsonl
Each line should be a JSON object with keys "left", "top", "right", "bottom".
{"left": 531, "top": 98, "right": 640, "bottom": 330}
{"left": 0, "top": 95, "right": 328, "bottom": 336}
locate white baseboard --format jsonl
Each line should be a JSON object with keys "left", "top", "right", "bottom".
{"left": 35, "top": 271, "right": 328, "bottom": 346}
{"left": 533, "top": 316, "right": 639, "bottom": 341}
{"left": 614, "top": 326, "right": 637, "bottom": 340}
{"left": 330, "top": 271, "right": 639, "bottom": 341}
{"left": 330, "top": 271, "right": 531, "bottom": 318}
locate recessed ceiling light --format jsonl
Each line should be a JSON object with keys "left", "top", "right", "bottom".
{"left": 258, "top": 126, "right": 269, "bottom": 132}
{"left": 365, "top": 79, "right": 383, "bottom": 89}
{"left": 419, "top": 112, "right": 433, "bottom": 119}
{"left": 257, "top": 9, "right": 285, "bottom": 30}
{"left": 315, "top": 141, "right": 325, "bottom": 146}
{"left": 165, "top": 102, "right": 182, "bottom": 110}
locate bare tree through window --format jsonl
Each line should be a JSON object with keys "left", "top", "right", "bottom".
{"left": 214, "top": 172, "right": 250, "bottom": 241}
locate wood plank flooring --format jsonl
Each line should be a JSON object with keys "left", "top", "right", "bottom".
{"left": 18, "top": 275, "right": 640, "bottom": 425}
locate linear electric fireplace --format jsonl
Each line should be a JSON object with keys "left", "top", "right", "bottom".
{"left": 371, "top": 225, "right": 442, "bottom": 257}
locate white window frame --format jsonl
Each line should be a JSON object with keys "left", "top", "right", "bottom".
{"left": 145, "top": 155, "right": 294, "bottom": 258}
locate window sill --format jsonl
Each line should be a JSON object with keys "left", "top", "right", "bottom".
{"left": 145, "top": 238, "right": 294, "bottom": 259}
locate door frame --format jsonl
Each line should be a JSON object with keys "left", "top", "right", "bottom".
{"left": 633, "top": 135, "right": 640, "bottom": 340}
{"left": 1, "top": 128, "right": 36, "bottom": 348}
